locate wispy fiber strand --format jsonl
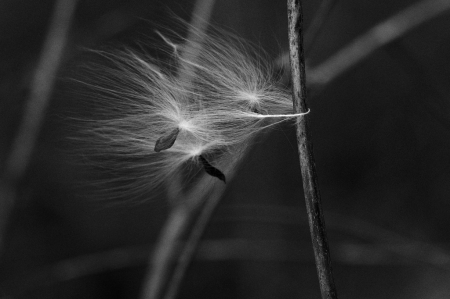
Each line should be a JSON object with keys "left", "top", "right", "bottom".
{"left": 73, "top": 22, "right": 306, "bottom": 201}
{"left": 287, "top": 0, "right": 338, "bottom": 298}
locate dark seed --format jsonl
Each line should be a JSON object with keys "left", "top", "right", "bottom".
{"left": 199, "top": 155, "right": 226, "bottom": 183}
{"left": 250, "top": 106, "right": 260, "bottom": 113}
{"left": 154, "top": 128, "right": 180, "bottom": 152}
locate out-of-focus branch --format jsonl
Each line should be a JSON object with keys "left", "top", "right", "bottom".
{"left": 0, "top": 0, "right": 77, "bottom": 256}
{"left": 308, "top": 0, "right": 450, "bottom": 86}
{"left": 2, "top": 238, "right": 447, "bottom": 298}
{"left": 1, "top": 246, "right": 149, "bottom": 297}
{"left": 161, "top": 144, "right": 250, "bottom": 299}
{"left": 4, "top": 204, "right": 450, "bottom": 297}
{"left": 139, "top": 1, "right": 218, "bottom": 298}
{"left": 304, "top": 0, "right": 337, "bottom": 55}
{"left": 139, "top": 156, "right": 245, "bottom": 299}
{"left": 216, "top": 205, "right": 450, "bottom": 270}
{"left": 139, "top": 144, "right": 248, "bottom": 299}
{"left": 139, "top": 204, "right": 190, "bottom": 299}
{"left": 3, "top": 0, "right": 78, "bottom": 187}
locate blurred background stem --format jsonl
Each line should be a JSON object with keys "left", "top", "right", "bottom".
{"left": 0, "top": 0, "right": 77, "bottom": 257}
{"left": 308, "top": 0, "right": 450, "bottom": 86}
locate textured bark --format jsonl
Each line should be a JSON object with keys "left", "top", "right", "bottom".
{"left": 287, "top": 0, "right": 338, "bottom": 298}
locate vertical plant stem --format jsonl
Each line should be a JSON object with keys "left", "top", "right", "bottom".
{"left": 287, "top": 1, "right": 338, "bottom": 299}
{"left": 0, "top": 0, "right": 77, "bottom": 256}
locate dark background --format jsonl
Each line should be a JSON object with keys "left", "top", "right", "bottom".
{"left": 1, "top": 0, "right": 450, "bottom": 298}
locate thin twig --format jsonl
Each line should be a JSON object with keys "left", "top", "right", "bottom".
{"left": 308, "top": 0, "right": 450, "bottom": 86}
{"left": 0, "top": 0, "right": 77, "bottom": 255}
{"left": 287, "top": 0, "right": 338, "bottom": 298}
